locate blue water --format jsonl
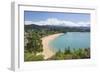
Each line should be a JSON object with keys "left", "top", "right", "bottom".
{"left": 50, "top": 32, "right": 90, "bottom": 51}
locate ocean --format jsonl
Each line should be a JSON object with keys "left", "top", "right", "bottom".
{"left": 50, "top": 32, "right": 90, "bottom": 51}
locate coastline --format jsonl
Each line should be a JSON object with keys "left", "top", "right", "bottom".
{"left": 41, "top": 33, "right": 63, "bottom": 59}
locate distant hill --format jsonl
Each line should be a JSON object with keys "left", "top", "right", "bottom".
{"left": 24, "top": 24, "right": 90, "bottom": 32}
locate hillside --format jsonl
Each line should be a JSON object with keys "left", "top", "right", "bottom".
{"left": 24, "top": 24, "right": 90, "bottom": 32}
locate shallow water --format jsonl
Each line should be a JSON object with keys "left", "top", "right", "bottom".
{"left": 50, "top": 32, "right": 90, "bottom": 51}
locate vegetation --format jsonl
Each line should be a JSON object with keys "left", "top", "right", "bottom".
{"left": 24, "top": 51, "right": 44, "bottom": 61}
{"left": 25, "top": 24, "right": 90, "bottom": 33}
{"left": 25, "top": 31, "right": 43, "bottom": 55}
{"left": 48, "top": 47, "right": 90, "bottom": 60}
{"left": 24, "top": 31, "right": 44, "bottom": 61}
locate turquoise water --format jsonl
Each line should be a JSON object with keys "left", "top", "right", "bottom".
{"left": 50, "top": 32, "right": 90, "bottom": 51}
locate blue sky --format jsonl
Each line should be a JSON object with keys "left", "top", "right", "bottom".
{"left": 24, "top": 11, "right": 90, "bottom": 27}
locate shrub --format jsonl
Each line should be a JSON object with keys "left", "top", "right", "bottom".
{"left": 24, "top": 52, "right": 44, "bottom": 61}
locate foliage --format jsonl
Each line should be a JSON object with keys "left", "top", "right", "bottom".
{"left": 25, "top": 31, "right": 43, "bottom": 55}
{"left": 49, "top": 47, "right": 90, "bottom": 60}
{"left": 24, "top": 52, "right": 44, "bottom": 61}
{"left": 25, "top": 24, "right": 90, "bottom": 33}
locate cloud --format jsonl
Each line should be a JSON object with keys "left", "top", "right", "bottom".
{"left": 78, "top": 22, "right": 90, "bottom": 27}
{"left": 25, "top": 21, "right": 34, "bottom": 25}
{"left": 25, "top": 18, "right": 90, "bottom": 27}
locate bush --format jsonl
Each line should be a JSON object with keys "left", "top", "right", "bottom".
{"left": 24, "top": 52, "right": 44, "bottom": 61}
{"left": 50, "top": 48, "right": 90, "bottom": 60}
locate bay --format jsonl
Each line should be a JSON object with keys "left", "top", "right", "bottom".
{"left": 50, "top": 32, "right": 90, "bottom": 51}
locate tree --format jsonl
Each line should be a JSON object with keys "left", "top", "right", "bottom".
{"left": 64, "top": 46, "right": 71, "bottom": 55}
{"left": 26, "top": 31, "right": 43, "bottom": 55}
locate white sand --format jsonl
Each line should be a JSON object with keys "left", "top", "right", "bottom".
{"left": 41, "top": 33, "right": 63, "bottom": 59}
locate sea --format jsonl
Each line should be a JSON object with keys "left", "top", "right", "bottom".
{"left": 50, "top": 32, "right": 90, "bottom": 51}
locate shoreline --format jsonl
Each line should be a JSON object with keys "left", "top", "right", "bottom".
{"left": 41, "top": 33, "right": 63, "bottom": 59}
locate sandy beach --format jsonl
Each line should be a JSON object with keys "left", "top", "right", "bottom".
{"left": 41, "top": 33, "right": 63, "bottom": 59}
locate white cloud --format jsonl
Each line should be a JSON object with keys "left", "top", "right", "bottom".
{"left": 25, "top": 21, "right": 34, "bottom": 25}
{"left": 25, "top": 18, "right": 90, "bottom": 27}
{"left": 78, "top": 22, "right": 90, "bottom": 27}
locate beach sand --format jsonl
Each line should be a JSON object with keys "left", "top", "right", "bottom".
{"left": 41, "top": 33, "right": 63, "bottom": 59}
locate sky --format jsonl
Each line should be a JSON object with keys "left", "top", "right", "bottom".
{"left": 24, "top": 11, "right": 90, "bottom": 27}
